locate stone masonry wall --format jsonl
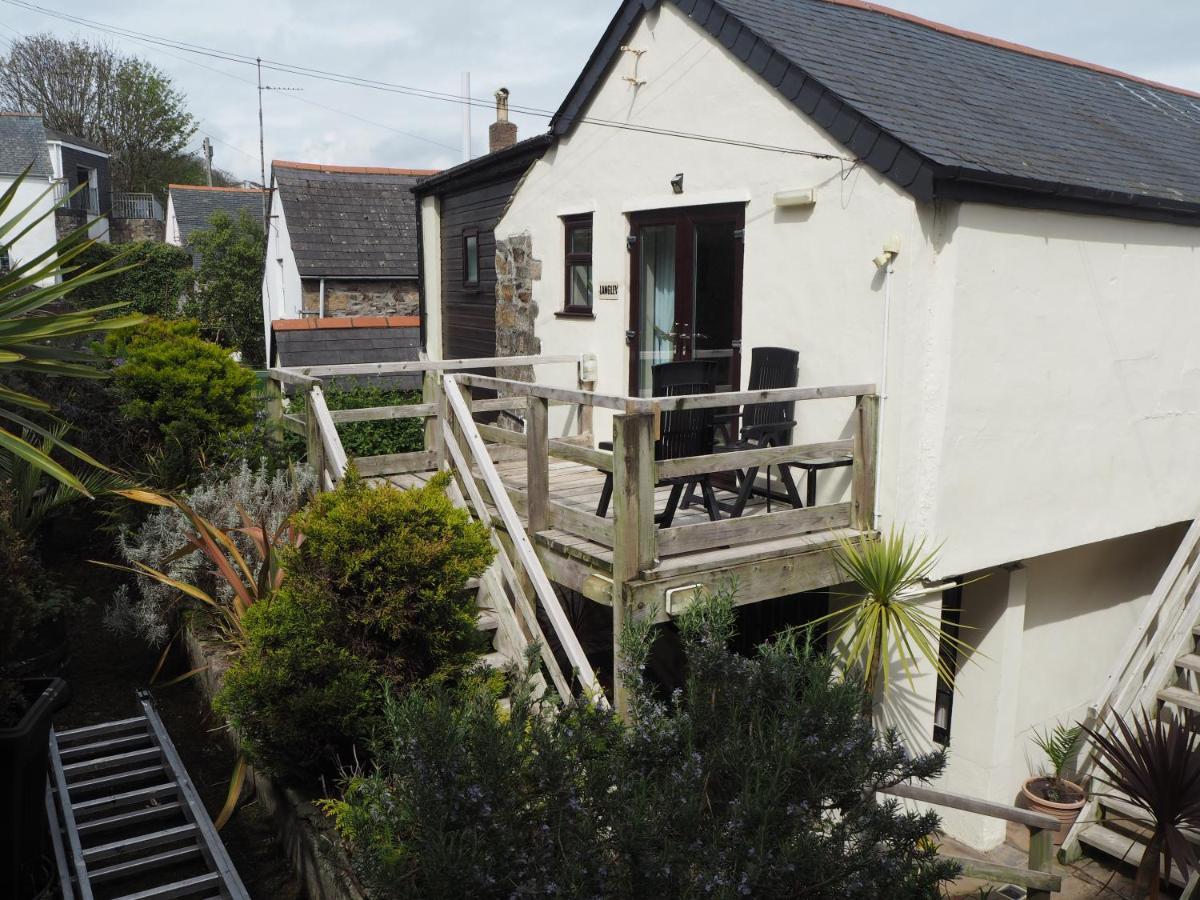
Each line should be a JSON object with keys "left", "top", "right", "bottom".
{"left": 301, "top": 278, "right": 419, "bottom": 318}
{"left": 494, "top": 233, "right": 541, "bottom": 383}
{"left": 55, "top": 209, "right": 86, "bottom": 241}
{"left": 110, "top": 217, "right": 165, "bottom": 243}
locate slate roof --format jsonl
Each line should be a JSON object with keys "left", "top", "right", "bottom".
{"left": 0, "top": 113, "right": 52, "bottom": 177}
{"left": 169, "top": 184, "right": 264, "bottom": 245}
{"left": 552, "top": 0, "right": 1200, "bottom": 222}
{"left": 44, "top": 127, "right": 108, "bottom": 156}
{"left": 273, "top": 161, "right": 439, "bottom": 278}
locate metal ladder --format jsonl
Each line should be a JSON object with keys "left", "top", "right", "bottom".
{"left": 46, "top": 691, "right": 249, "bottom": 900}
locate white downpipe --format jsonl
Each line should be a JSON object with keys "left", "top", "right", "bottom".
{"left": 318, "top": 277, "right": 325, "bottom": 318}
{"left": 874, "top": 261, "right": 894, "bottom": 529}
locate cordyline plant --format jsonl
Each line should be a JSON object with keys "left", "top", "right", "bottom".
{"left": 814, "top": 530, "right": 977, "bottom": 704}
{"left": 1085, "top": 712, "right": 1200, "bottom": 900}
{"left": 0, "top": 169, "right": 144, "bottom": 491}
{"left": 94, "top": 487, "right": 301, "bottom": 829}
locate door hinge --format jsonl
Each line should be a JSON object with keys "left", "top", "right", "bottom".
{"left": 733, "top": 228, "right": 745, "bottom": 241}
{"left": 625, "top": 329, "right": 636, "bottom": 345}
{"left": 626, "top": 234, "right": 638, "bottom": 251}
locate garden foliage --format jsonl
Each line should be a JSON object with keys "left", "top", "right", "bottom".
{"left": 185, "top": 211, "right": 266, "bottom": 366}
{"left": 216, "top": 471, "right": 494, "bottom": 780}
{"left": 68, "top": 240, "right": 191, "bottom": 318}
{"left": 325, "top": 587, "right": 958, "bottom": 899}
{"left": 104, "top": 318, "right": 256, "bottom": 486}
{"left": 322, "top": 383, "right": 424, "bottom": 457}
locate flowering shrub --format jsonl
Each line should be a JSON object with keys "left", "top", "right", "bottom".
{"left": 324, "top": 586, "right": 958, "bottom": 899}
{"left": 216, "top": 471, "right": 494, "bottom": 781}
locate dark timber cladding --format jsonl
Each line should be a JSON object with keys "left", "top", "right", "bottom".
{"left": 416, "top": 136, "right": 552, "bottom": 359}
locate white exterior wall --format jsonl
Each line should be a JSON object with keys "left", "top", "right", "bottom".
{"left": 261, "top": 176, "right": 303, "bottom": 361}
{"left": 0, "top": 172, "right": 62, "bottom": 285}
{"left": 420, "top": 195, "right": 443, "bottom": 361}
{"left": 164, "top": 194, "right": 183, "bottom": 246}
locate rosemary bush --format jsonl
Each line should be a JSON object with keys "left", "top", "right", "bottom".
{"left": 325, "top": 587, "right": 957, "bottom": 899}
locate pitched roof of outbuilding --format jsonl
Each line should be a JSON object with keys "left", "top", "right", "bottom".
{"left": 44, "top": 127, "right": 108, "bottom": 156}
{"left": 552, "top": 0, "right": 1200, "bottom": 222}
{"left": 0, "top": 113, "right": 52, "bottom": 177}
{"left": 272, "top": 161, "right": 439, "bottom": 278}
{"left": 168, "top": 184, "right": 264, "bottom": 245}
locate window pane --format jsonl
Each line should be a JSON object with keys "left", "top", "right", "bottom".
{"left": 570, "top": 225, "right": 592, "bottom": 255}
{"left": 465, "top": 234, "right": 478, "bottom": 283}
{"left": 569, "top": 263, "right": 592, "bottom": 307}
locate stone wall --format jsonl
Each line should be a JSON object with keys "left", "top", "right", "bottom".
{"left": 110, "top": 217, "right": 165, "bottom": 243}
{"left": 494, "top": 233, "right": 541, "bottom": 383}
{"left": 55, "top": 208, "right": 86, "bottom": 241}
{"left": 301, "top": 278, "right": 419, "bottom": 318}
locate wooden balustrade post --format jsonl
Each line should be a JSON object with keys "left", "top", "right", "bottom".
{"left": 526, "top": 396, "right": 550, "bottom": 534}
{"left": 851, "top": 393, "right": 879, "bottom": 531}
{"left": 1025, "top": 826, "right": 1053, "bottom": 900}
{"left": 423, "top": 370, "right": 444, "bottom": 468}
{"left": 577, "top": 354, "right": 596, "bottom": 440}
{"left": 610, "top": 411, "right": 657, "bottom": 717}
{"left": 304, "top": 385, "right": 326, "bottom": 492}
{"left": 265, "top": 376, "right": 283, "bottom": 424}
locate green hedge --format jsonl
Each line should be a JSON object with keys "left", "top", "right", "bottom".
{"left": 69, "top": 241, "right": 192, "bottom": 317}
{"left": 323, "top": 384, "right": 424, "bottom": 458}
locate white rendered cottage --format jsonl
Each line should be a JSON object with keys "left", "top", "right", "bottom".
{"left": 418, "top": 0, "right": 1200, "bottom": 853}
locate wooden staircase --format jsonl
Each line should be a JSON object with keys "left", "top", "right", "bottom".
{"left": 1061, "top": 515, "right": 1200, "bottom": 888}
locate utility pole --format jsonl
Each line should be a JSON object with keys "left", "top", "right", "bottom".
{"left": 202, "top": 136, "right": 213, "bottom": 186}
{"left": 257, "top": 57, "right": 267, "bottom": 228}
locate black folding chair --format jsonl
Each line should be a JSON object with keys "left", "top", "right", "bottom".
{"left": 596, "top": 360, "right": 722, "bottom": 528}
{"left": 714, "top": 347, "right": 805, "bottom": 517}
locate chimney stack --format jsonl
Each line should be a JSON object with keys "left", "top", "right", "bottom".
{"left": 489, "top": 87, "right": 518, "bottom": 153}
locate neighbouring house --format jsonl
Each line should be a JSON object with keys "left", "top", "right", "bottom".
{"left": 0, "top": 113, "right": 80, "bottom": 279}
{"left": 418, "top": 0, "right": 1200, "bottom": 856}
{"left": 165, "top": 183, "right": 265, "bottom": 265}
{"left": 262, "top": 159, "right": 436, "bottom": 371}
{"left": 45, "top": 126, "right": 111, "bottom": 243}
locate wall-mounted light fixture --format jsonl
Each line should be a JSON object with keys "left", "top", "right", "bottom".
{"left": 670, "top": 173, "right": 684, "bottom": 194}
{"left": 772, "top": 187, "right": 816, "bottom": 208}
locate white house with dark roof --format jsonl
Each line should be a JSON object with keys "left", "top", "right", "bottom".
{"left": 165, "top": 183, "right": 264, "bottom": 265}
{"left": 262, "top": 160, "right": 437, "bottom": 368}
{"left": 418, "top": 0, "right": 1200, "bottom": 858}
{"left": 0, "top": 112, "right": 79, "bottom": 279}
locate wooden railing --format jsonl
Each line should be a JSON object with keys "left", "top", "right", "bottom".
{"left": 266, "top": 354, "right": 601, "bottom": 707}
{"left": 882, "top": 783, "right": 1062, "bottom": 898}
{"left": 1060, "top": 513, "right": 1200, "bottom": 859}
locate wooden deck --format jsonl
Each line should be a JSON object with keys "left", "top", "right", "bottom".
{"left": 388, "top": 449, "right": 870, "bottom": 623}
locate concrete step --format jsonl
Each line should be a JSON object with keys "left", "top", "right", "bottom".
{"left": 476, "top": 610, "right": 499, "bottom": 632}
{"left": 1158, "top": 685, "right": 1200, "bottom": 714}
{"left": 1177, "top": 653, "right": 1200, "bottom": 674}
{"left": 482, "top": 651, "right": 515, "bottom": 671}
{"left": 1077, "top": 823, "right": 1186, "bottom": 887}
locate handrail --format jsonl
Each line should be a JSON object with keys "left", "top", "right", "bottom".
{"left": 277, "top": 354, "right": 586, "bottom": 380}
{"left": 882, "top": 783, "right": 1061, "bottom": 897}
{"left": 442, "top": 375, "right": 607, "bottom": 707}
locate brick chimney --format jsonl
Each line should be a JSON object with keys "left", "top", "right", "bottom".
{"left": 488, "top": 88, "right": 518, "bottom": 153}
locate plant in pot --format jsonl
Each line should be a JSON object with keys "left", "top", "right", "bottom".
{"left": 1021, "top": 721, "right": 1086, "bottom": 843}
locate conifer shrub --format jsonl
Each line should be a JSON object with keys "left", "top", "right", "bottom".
{"left": 104, "top": 318, "right": 256, "bottom": 486}
{"left": 216, "top": 471, "right": 495, "bottom": 781}
{"left": 324, "top": 587, "right": 958, "bottom": 899}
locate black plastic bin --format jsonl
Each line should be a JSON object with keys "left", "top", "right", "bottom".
{"left": 0, "top": 677, "right": 68, "bottom": 899}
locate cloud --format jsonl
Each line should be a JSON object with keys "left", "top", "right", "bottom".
{"left": 2, "top": 0, "right": 1195, "bottom": 181}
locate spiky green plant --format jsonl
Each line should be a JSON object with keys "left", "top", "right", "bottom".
{"left": 0, "top": 169, "right": 144, "bottom": 493}
{"left": 814, "top": 530, "right": 976, "bottom": 704}
{"left": 1085, "top": 712, "right": 1200, "bottom": 900}
{"left": 1030, "top": 721, "right": 1083, "bottom": 802}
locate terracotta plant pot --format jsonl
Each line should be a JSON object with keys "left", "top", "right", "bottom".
{"left": 1021, "top": 776, "right": 1086, "bottom": 845}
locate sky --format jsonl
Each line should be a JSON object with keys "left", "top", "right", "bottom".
{"left": 0, "top": 0, "right": 1197, "bottom": 183}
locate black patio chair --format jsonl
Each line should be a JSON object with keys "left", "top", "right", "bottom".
{"left": 595, "top": 360, "right": 722, "bottom": 528}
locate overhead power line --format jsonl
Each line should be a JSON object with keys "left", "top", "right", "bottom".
{"left": 0, "top": 0, "right": 849, "bottom": 161}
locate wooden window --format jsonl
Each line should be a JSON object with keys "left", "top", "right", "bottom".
{"left": 562, "top": 214, "right": 593, "bottom": 313}
{"left": 932, "top": 580, "right": 963, "bottom": 746}
{"left": 462, "top": 229, "right": 479, "bottom": 288}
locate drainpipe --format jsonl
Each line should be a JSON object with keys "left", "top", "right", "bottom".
{"left": 318, "top": 277, "right": 325, "bottom": 318}
{"left": 874, "top": 258, "right": 894, "bottom": 530}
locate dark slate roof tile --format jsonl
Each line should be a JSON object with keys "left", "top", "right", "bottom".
{"left": 0, "top": 113, "right": 51, "bottom": 177}
{"left": 169, "top": 186, "right": 264, "bottom": 246}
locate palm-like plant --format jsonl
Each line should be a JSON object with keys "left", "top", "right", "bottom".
{"left": 1030, "top": 722, "right": 1083, "bottom": 803}
{"left": 0, "top": 169, "right": 144, "bottom": 493}
{"left": 814, "top": 530, "right": 976, "bottom": 703}
{"left": 1085, "top": 712, "right": 1200, "bottom": 900}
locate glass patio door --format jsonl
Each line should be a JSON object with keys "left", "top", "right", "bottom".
{"left": 628, "top": 205, "right": 744, "bottom": 397}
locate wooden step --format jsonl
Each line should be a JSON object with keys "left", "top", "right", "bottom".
{"left": 1158, "top": 685, "right": 1200, "bottom": 714}
{"left": 1100, "top": 793, "right": 1200, "bottom": 845}
{"left": 482, "top": 651, "right": 514, "bottom": 670}
{"left": 1077, "top": 823, "right": 1186, "bottom": 887}
{"left": 476, "top": 610, "right": 499, "bottom": 632}
{"left": 1177, "top": 653, "right": 1200, "bottom": 674}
